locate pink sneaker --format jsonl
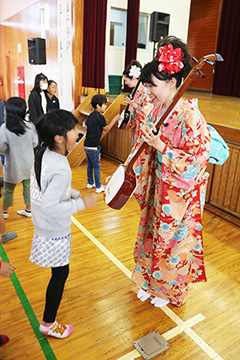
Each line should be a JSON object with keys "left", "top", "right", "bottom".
{"left": 39, "top": 321, "right": 73, "bottom": 339}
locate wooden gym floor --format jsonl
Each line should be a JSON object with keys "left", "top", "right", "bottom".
{"left": 0, "top": 153, "right": 240, "bottom": 360}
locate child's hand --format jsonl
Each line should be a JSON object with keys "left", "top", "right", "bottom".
{"left": 82, "top": 194, "right": 97, "bottom": 208}
{"left": 113, "top": 114, "right": 122, "bottom": 123}
{"left": 71, "top": 189, "right": 80, "bottom": 199}
{"left": 0, "top": 260, "right": 15, "bottom": 277}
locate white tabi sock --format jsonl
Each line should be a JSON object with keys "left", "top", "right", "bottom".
{"left": 137, "top": 288, "right": 151, "bottom": 302}
{"left": 151, "top": 296, "right": 169, "bottom": 307}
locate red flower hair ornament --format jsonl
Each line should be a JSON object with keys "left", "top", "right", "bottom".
{"left": 155, "top": 44, "right": 184, "bottom": 75}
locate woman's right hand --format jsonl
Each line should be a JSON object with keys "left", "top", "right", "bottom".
{"left": 82, "top": 194, "right": 98, "bottom": 208}
{"left": 125, "top": 97, "right": 137, "bottom": 109}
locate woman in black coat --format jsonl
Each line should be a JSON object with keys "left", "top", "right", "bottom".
{"left": 28, "top": 73, "right": 48, "bottom": 125}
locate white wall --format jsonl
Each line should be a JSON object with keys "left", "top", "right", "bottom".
{"left": 105, "top": 0, "right": 191, "bottom": 88}
{"left": 1, "top": 0, "right": 191, "bottom": 94}
{"left": 0, "top": 0, "right": 39, "bottom": 22}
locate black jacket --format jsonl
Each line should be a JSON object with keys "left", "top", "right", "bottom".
{"left": 28, "top": 90, "right": 47, "bottom": 124}
{"left": 46, "top": 94, "right": 60, "bottom": 112}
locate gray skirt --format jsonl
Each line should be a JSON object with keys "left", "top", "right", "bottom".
{"left": 30, "top": 233, "right": 72, "bottom": 268}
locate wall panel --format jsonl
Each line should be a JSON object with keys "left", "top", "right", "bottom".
{"left": 187, "top": 0, "right": 223, "bottom": 91}
{"left": 209, "top": 142, "right": 240, "bottom": 218}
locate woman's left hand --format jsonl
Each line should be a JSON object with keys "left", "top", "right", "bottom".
{"left": 142, "top": 123, "right": 165, "bottom": 153}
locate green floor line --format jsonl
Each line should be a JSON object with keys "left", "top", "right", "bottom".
{"left": 0, "top": 243, "right": 57, "bottom": 360}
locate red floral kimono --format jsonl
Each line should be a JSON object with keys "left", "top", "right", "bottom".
{"left": 130, "top": 98, "right": 211, "bottom": 306}
{"left": 128, "top": 83, "right": 154, "bottom": 144}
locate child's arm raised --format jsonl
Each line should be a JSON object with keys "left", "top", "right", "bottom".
{"left": 102, "top": 114, "right": 122, "bottom": 134}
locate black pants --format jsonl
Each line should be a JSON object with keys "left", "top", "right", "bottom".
{"left": 43, "top": 264, "right": 69, "bottom": 323}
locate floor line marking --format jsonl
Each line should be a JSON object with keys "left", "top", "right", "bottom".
{"left": 72, "top": 216, "right": 189, "bottom": 326}
{"left": 71, "top": 216, "right": 132, "bottom": 278}
{"left": 116, "top": 349, "right": 140, "bottom": 360}
{"left": 185, "top": 327, "right": 223, "bottom": 360}
{"left": 163, "top": 313, "right": 206, "bottom": 341}
{"left": 116, "top": 314, "right": 207, "bottom": 360}
{"left": 72, "top": 216, "right": 222, "bottom": 360}
{"left": 0, "top": 243, "right": 57, "bottom": 360}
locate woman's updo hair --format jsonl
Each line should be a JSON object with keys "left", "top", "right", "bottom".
{"left": 123, "top": 60, "right": 142, "bottom": 79}
{"left": 141, "top": 35, "right": 192, "bottom": 88}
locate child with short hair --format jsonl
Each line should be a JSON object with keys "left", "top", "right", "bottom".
{"left": 84, "top": 94, "right": 121, "bottom": 193}
{"left": 46, "top": 80, "right": 60, "bottom": 111}
{"left": 30, "top": 109, "right": 96, "bottom": 339}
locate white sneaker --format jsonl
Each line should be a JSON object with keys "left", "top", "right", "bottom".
{"left": 95, "top": 185, "right": 105, "bottom": 193}
{"left": 2, "top": 212, "right": 9, "bottom": 219}
{"left": 17, "top": 209, "right": 32, "bottom": 218}
{"left": 87, "top": 183, "right": 95, "bottom": 189}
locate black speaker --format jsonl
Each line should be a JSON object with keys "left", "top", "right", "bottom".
{"left": 27, "top": 38, "right": 46, "bottom": 65}
{"left": 149, "top": 12, "right": 170, "bottom": 42}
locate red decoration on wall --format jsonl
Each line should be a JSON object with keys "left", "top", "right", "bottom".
{"left": 17, "top": 66, "right": 25, "bottom": 99}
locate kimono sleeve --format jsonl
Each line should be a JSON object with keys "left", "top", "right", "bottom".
{"left": 135, "top": 87, "right": 153, "bottom": 124}
{"left": 161, "top": 107, "right": 211, "bottom": 191}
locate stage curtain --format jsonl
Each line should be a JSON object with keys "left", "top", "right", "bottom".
{"left": 124, "top": 0, "right": 140, "bottom": 92}
{"left": 212, "top": 0, "right": 240, "bottom": 97}
{"left": 82, "top": 87, "right": 106, "bottom": 96}
{"left": 82, "top": 0, "right": 107, "bottom": 90}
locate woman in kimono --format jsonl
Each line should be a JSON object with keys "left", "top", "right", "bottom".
{"left": 123, "top": 60, "right": 162, "bottom": 200}
{"left": 122, "top": 60, "right": 154, "bottom": 145}
{"left": 131, "top": 36, "right": 211, "bottom": 307}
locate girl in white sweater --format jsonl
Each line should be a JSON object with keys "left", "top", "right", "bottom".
{"left": 30, "top": 110, "right": 96, "bottom": 339}
{"left": 0, "top": 97, "right": 38, "bottom": 219}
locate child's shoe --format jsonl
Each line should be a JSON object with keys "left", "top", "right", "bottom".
{"left": 87, "top": 183, "right": 95, "bottom": 189}
{"left": 17, "top": 209, "right": 32, "bottom": 218}
{"left": 39, "top": 321, "right": 73, "bottom": 339}
{"left": 1, "top": 231, "right": 18, "bottom": 243}
{"left": 2, "top": 211, "right": 9, "bottom": 219}
{"left": 95, "top": 185, "right": 105, "bottom": 193}
{"left": 0, "top": 334, "right": 9, "bottom": 346}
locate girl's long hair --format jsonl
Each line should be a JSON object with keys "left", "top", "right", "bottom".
{"left": 34, "top": 110, "right": 78, "bottom": 190}
{"left": 31, "top": 73, "right": 48, "bottom": 93}
{"left": 6, "top": 97, "right": 27, "bottom": 135}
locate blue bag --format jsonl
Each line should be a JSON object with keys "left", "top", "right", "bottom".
{"left": 208, "top": 124, "right": 229, "bottom": 165}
